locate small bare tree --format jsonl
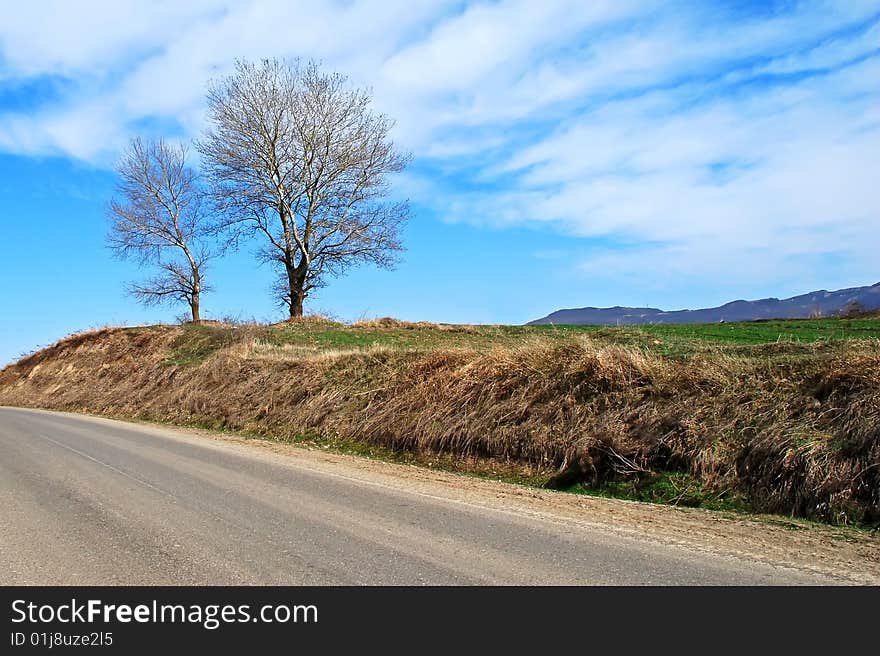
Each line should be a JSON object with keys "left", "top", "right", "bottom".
{"left": 198, "top": 58, "right": 409, "bottom": 317}
{"left": 108, "top": 137, "right": 213, "bottom": 322}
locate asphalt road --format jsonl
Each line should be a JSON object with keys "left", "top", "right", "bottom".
{"left": 0, "top": 407, "right": 842, "bottom": 585}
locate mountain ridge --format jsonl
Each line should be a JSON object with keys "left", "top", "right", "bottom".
{"left": 528, "top": 282, "right": 880, "bottom": 326}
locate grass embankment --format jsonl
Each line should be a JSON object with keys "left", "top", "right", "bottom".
{"left": 1, "top": 316, "right": 878, "bottom": 526}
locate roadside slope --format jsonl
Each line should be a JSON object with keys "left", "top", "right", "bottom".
{"left": 1, "top": 321, "right": 878, "bottom": 525}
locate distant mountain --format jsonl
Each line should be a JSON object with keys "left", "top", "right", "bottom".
{"left": 528, "top": 282, "right": 880, "bottom": 326}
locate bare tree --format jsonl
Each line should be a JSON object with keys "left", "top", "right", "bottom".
{"left": 198, "top": 58, "right": 409, "bottom": 317}
{"left": 108, "top": 137, "right": 213, "bottom": 322}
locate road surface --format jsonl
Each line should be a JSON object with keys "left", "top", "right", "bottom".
{"left": 0, "top": 407, "right": 864, "bottom": 585}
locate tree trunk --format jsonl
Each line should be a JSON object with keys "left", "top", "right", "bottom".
{"left": 286, "top": 265, "right": 305, "bottom": 318}
{"left": 190, "top": 271, "right": 202, "bottom": 323}
{"left": 288, "top": 293, "right": 304, "bottom": 318}
{"left": 191, "top": 293, "right": 201, "bottom": 323}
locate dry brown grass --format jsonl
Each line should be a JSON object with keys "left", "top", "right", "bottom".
{"left": 1, "top": 323, "right": 878, "bottom": 525}
{"left": 351, "top": 317, "right": 484, "bottom": 333}
{"left": 269, "top": 314, "right": 344, "bottom": 328}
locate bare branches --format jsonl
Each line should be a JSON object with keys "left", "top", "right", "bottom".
{"left": 129, "top": 261, "right": 209, "bottom": 305}
{"left": 198, "top": 58, "right": 409, "bottom": 317}
{"left": 107, "top": 137, "right": 213, "bottom": 322}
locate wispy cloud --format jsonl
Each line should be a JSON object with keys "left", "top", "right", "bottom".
{"left": 1, "top": 0, "right": 878, "bottom": 296}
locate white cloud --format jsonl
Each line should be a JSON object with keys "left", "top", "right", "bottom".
{"left": 481, "top": 54, "right": 880, "bottom": 242}
{"left": 381, "top": 0, "right": 637, "bottom": 94}
{"left": 0, "top": 1, "right": 223, "bottom": 78}
{"left": 0, "top": 0, "right": 878, "bottom": 293}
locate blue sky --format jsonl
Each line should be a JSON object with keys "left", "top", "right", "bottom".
{"left": 1, "top": 1, "right": 879, "bottom": 365}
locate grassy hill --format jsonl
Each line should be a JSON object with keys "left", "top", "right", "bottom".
{"left": 2, "top": 316, "right": 878, "bottom": 525}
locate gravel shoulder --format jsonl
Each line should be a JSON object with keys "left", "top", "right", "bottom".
{"left": 34, "top": 408, "right": 877, "bottom": 585}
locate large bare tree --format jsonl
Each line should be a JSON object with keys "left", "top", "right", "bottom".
{"left": 198, "top": 58, "right": 409, "bottom": 317}
{"left": 108, "top": 137, "right": 213, "bottom": 322}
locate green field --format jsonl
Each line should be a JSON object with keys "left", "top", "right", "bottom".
{"left": 568, "top": 317, "right": 880, "bottom": 344}
{"left": 530, "top": 318, "right": 880, "bottom": 355}
{"left": 158, "top": 315, "right": 880, "bottom": 367}
{"left": 173, "top": 315, "right": 875, "bottom": 352}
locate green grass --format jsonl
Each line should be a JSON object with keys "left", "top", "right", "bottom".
{"left": 263, "top": 322, "right": 541, "bottom": 351}
{"left": 565, "top": 472, "right": 752, "bottom": 513}
{"left": 165, "top": 324, "right": 240, "bottom": 366}
{"left": 625, "top": 318, "right": 880, "bottom": 343}
{"left": 283, "top": 318, "right": 880, "bottom": 348}
{"left": 530, "top": 317, "right": 880, "bottom": 344}
{"left": 161, "top": 316, "right": 880, "bottom": 367}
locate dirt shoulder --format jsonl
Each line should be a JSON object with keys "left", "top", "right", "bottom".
{"left": 99, "top": 413, "right": 880, "bottom": 585}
